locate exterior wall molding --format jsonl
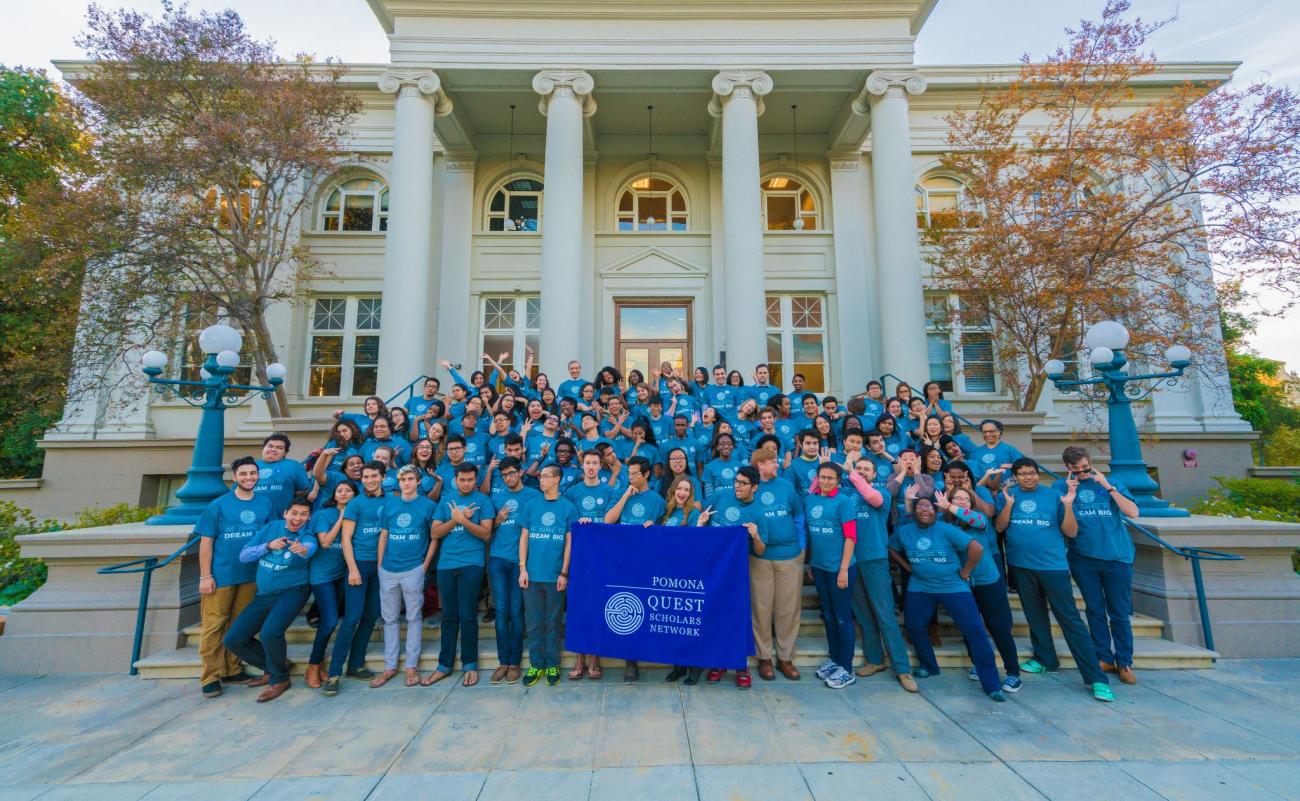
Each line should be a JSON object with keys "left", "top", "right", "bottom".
{"left": 532, "top": 69, "right": 597, "bottom": 117}
{"left": 708, "top": 69, "right": 774, "bottom": 118}
{"left": 378, "top": 68, "right": 454, "bottom": 115}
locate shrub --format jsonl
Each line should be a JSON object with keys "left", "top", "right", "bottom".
{"left": 1261, "top": 425, "right": 1300, "bottom": 467}
{"left": 1188, "top": 477, "right": 1300, "bottom": 524}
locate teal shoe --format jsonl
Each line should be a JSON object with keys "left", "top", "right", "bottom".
{"left": 1091, "top": 682, "right": 1114, "bottom": 702}
{"left": 988, "top": 690, "right": 1007, "bottom": 702}
{"left": 1019, "top": 659, "right": 1048, "bottom": 675}
{"left": 913, "top": 667, "right": 933, "bottom": 679}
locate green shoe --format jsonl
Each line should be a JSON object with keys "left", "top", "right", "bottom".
{"left": 1091, "top": 682, "right": 1114, "bottom": 702}
{"left": 1019, "top": 659, "right": 1048, "bottom": 675}
{"left": 522, "top": 668, "right": 542, "bottom": 688}
{"left": 546, "top": 667, "right": 561, "bottom": 686}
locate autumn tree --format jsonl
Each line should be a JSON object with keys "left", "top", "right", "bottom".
{"left": 60, "top": 1, "right": 360, "bottom": 418}
{"left": 923, "top": 0, "right": 1300, "bottom": 411}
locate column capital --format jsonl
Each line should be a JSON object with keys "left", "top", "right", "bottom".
{"left": 379, "top": 69, "right": 453, "bottom": 115}
{"left": 532, "top": 69, "right": 597, "bottom": 117}
{"left": 709, "top": 69, "right": 774, "bottom": 117}
{"left": 857, "top": 70, "right": 927, "bottom": 111}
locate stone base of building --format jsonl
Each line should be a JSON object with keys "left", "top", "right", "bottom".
{"left": 1130, "top": 514, "right": 1300, "bottom": 658}
{"left": 0, "top": 524, "right": 196, "bottom": 674}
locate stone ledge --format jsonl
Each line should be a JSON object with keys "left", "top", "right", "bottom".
{"left": 0, "top": 478, "right": 42, "bottom": 491}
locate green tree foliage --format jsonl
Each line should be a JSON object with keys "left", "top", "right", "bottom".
{"left": 1219, "top": 287, "right": 1300, "bottom": 462}
{"left": 0, "top": 66, "right": 86, "bottom": 218}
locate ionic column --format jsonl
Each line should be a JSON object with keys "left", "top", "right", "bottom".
{"left": 709, "top": 70, "right": 772, "bottom": 375}
{"left": 433, "top": 152, "right": 477, "bottom": 369}
{"left": 866, "top": 70, "right": 930, "bottom": 384}
{"left": 376, "top": 69, "right": 448, "bottom": 395}
{"left": 828, "top": 152, "right": 876, "bottom": 391}
{"left": 533, "top": 69, "right": 596, "bottom": 379}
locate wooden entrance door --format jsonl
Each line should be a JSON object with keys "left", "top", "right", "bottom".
{"left": 615, "top": 301, "right": 692, "bottom": 381}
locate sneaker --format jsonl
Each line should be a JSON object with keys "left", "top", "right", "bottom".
{"left": 706, "top": 668, "right": 724, "bottom": 683}
{"left": 735, "top": 669, "right": 752, "bottom": 689}
{"left": 1002, "top": 675, "right": 1023, "bottom": 694}
{"left": 967, "top": 667, "right": 979, "bottom": 681}
{"left": 855, "top": 662, "right": 888, "bottom": 678}
{"left": 1019, "top": 659, "right": 1048, "bottom": 675}
{"left": 201, "top": 681, "right": 223, "bottom": 698}
{"left": 322, "top": 676, "right": 341, "bottom": 696}
{"left": 523, "top": 668, "right": 542, "bottom": 687}
{"left": 346, "top": 667, "right": 376, "bottom": 680}
{"left": 222, "top": 671, "right": 257, "bottom": 685}
{"left": 913, "top": 667, "right": 933, "bottom": 679}
{"left": 988, "top": 690, "right": 1007, "bottom": 702}
{"left": 546, "top": 667, "right": 561, "bottom": 686}
{"left": 814, "top": 658, "right": 838, "bottom": 680}
{"left": 825, "top": 667, "right": 857, "bottom": 689}
{"left": 1091, "top": 682, "right": 1114, "bottom": 702}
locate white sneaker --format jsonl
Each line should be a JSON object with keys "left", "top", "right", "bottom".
{"left": 825, "top": 667, "right": 857, "bottom": 689}
{"left": 815, "top": 659, "right": 838, "bottom": 680}
{"left": 967, "top": 667, "right": 979, "bottom": 681}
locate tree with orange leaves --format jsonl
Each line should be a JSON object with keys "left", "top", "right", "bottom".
{"left": 924, "top": 0, "right": 1300, "bottom": 411}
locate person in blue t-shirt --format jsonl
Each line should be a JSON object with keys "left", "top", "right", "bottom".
{"left": 360, "top": 417, "right": 410, "bottom": 468}
{"left": 322, "top": 462, "right": 388, "bottom": 695}
{"left": 995, "top": 458, "right": 1112, "bottom": 702}
{"left": 805, "top": 463, "right": 860, "bottom": 690}
{"left": 194, "top": 455, "right": 276, "bottom": 699}
{"left": 518, "top": 465, "right": 577, "bottom": 687}
{"left": 745, "top": 363, "right": 778, "bottom": 408}
{"left": 701, "top": 365, "right": 737, "bottom": 417}
{"left": 557, "top": 360, "right": 587, "bottom": 402}
{"left": 970, "top": 419, "right": 1023, "bottom": 490}
{"left": 888, "top": 497, "right": 1004, "bottom": 701}
{"left": 783, "top": 431, "right": 823, "bottom": 494}
{"left": 305, "top": 479, "right": 358, "bottom": 689}
{"left": 424, "top": 463, "right": 496, "bottom": 688}
{"left": 404, "top": 377, "right": 443, "bottom": 431}
{"left": 1054, "top": 446, "right": 1140, "bottom": 685}
{"left": 223, "top": 496, "right": 318, "bottom": 702}
{"left": 458, "top": 413, "right": 492, "bottom": 468}
{"left": 602, "top": 455, "right": 667, "bottom": 683}
{"left": 254, "top": 433, "right": 312, "bottom": 516}
{"left": 701, "top": 433, "right": 745, "bottom": 496}
{"left": 486, "top": 456, "right": 542, "bottom": 684}
{"left": 744, "top": 449, "right": 806, "bottom": 685}
{"left": 311, "top": 450, "right": 364, "bottom": 512}
{"left": 660, "top": 415, "right": 702, "bottom": 472}
{"left": 562, "top": 451, "right": 622, "bottom": 680}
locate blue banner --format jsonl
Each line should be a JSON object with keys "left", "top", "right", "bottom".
{"left": 565, "top": 523, "right": 754, "bottom": 669}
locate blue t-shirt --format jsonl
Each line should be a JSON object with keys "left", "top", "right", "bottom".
{"left": 434, "top": 490, "right": 495, "bottom": 569}
{"left": 755, "top": 477, "right": 805, "bottom": 561}
{"left": 522, "top": 496, "right": 577, "bottom": 582}
{"left": 1052, "top": 478, "right": 1135, "bottom": 563}
{"left": 342, "top": 493, "right": 387, "bottom": 562}
{"left": 953, "top": 513, "right": 1002, "bottom": 587}
{"left": 615, "top": 490, "right": 666, "bottom": 526}
{"left": 746, "top": 384, "right": 778, "bottom": 407}
{"left": 382, "top": 495, "right": 437, "bottom": 573}
{"left": 253, "top": 458, "right": 311, "bottom": 516}
{"left": 701, "top": 384, "right": 737, "bottom": 416}
{"left": 706, "top": 491, "right": 766, "bottom": 555}
{"left": 660, "top": 436, "right": 701, "bottom": 469}
{"left": 969, "top": 441, "right": 1023, "bottom": 480}
{"left": 890, "top": 520, "right": 974, "bottom": 595}
{"left": 461, "top": 432, "right": 492, "bottom": 467}
{"left": 557, "top": 378, "right": 586, "bottom": 401}
{"left": 308, "top": 507, "right": 347, "bottom": 584}
{"left": 1000, "top": 485, "right": 1069, "bottom": 571}
{"left": 490, "top": 485, "right": 543, "bottom": 563}
{"left": 360, "top": 437, "right": 410, "bottom": 468}
{"left": 851, "top": 487, "right": 892, "bottom": 562}
{"left": 242, "top": 520, "right": 318, "bottom": 594}
{"left": 701, "top": 456, "right": 744, "bottom": 497}
{"left": 784, "top": 456, "right": 822, "bottom": 495}
{"left": 646, "top": 414, "right": 674, "bottom": 445}
{"left": 805, "top": 492, "right": 857, "bottom": 573}
{"left": 194, "top": 491, "right": 275, "bottom": 587}
{"left": 564, "top": 481, "right": 621, "bottom": 521}
{"left": 664, "top": 507, "right": 701, "bottom": 526}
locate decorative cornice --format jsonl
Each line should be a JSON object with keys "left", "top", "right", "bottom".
{"left": 378, "top": 69, "right": 454, "bottom": 115}
{"left": 532, "top": 69, "right": 597, "bottom": 117}
{"left": 443, "top": 151, "right": 477, "bottom": 173}
{"left": 827, "top": 151, "right": 864, "bottom": 172}
{"left": 708, "top": 69, "right": 774, "bottom": 118}
{"left": 857, "top": 70, "right": 927, "bottom": 110}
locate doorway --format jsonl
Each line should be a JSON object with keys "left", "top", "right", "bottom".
{"left": 615, "top": 300, "right": 692, "bottom": 381}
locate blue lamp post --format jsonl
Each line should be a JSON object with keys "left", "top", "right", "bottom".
{"left": 139, "top": 324, "right": 287, "bottom": 526}
{"left": 1043, "top": 320, "right": 1192, "bottom": 518}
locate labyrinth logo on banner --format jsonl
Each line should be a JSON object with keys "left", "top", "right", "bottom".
{"left": 565, "top": 523, "right": 754, "bottom": 669}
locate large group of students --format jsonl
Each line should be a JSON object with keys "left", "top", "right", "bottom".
{"left": 195, "top": 356, "right": 1141, "bottom": 706}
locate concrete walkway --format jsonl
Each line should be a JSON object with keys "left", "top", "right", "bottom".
{"left": 0, "top": 661, "right": 1297, "bottom": 800}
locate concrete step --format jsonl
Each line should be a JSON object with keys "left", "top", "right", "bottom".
{"left": 136, "top": 634, "right": 1215, "bottom": 680}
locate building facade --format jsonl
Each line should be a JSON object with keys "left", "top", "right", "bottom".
{"left": 17, "top": 0, "right": 1254, "bottom": 520}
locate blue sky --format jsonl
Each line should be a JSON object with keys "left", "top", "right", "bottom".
{"left": 4, "top": 0, "right": 1297, "bottom": 369}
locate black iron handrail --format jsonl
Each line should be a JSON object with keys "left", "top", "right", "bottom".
{"left": 97, "top": 535, "right": 200, "bottom": 675}
{"left": 877, "top": 372, "right": 982, "bottom": 430}
{"left": 384, "top": 374, "right": 433, "bottom": 408}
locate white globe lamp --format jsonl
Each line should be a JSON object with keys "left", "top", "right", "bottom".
{"left": 1084, "top": 320, "right": 1129, "bottom": 351}
{"left": 215, "top": 350, "right": 240, "bottom": 368}
{"left": 198, "top": 324, "right": 243, "bottom": 355}
{"left": 1089, "top": 347, "right": 1115, "bottom": 366}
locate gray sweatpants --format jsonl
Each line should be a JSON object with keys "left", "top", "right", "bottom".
{"left": 378, "top": 565, "right": 425, "bottom": 670}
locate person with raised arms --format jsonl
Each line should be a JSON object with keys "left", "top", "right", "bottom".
{"left": 304, "top": 479, "right": 358, "bottom": 689}
{"left": 332, "top": 395, "right": 389, "bottom": 437}
{"left": 322, "top": 461, "right": 387, "bottom": 696}
{"left": 518, "top": 465, "right": 577, "bottom": 687}
{"left": 486, "top": 456, "right": 542, "bottom": 684}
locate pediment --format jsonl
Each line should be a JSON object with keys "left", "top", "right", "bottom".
{"left": 600, "top": 247, "right": 706, "bottom": 277}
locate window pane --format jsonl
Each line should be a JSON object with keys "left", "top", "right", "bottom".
{"left": 490, "top": 191, "right": 505, "bottom": 212}
{"left": 765, "top": 296, "right": 781, "bottom": 328}
{"left": 617, "top": 217, "right": 634, "bottom": 231}
{"left": 671, "top": 216, "right": 687, "bottom": 231}
{"left": 641, "top": 195, "right": 668, "bottom": 229}
{"left": 791, "top": 297, "right": 822, "bottom": 328}
{"left": 313, "top": 298, "right": 346, "bottom": 331}
{"left": 310, "top": 335, "right": 343, "bottom": 364}
{"left": 325, "top": 190, "right": 341, "bottom": 211}
{"left": 793, "top": 333, "right": 823, "bottom": 364}
{"left": 623, "top": 347, "right": 650, "bottom": 381}
{"left": 353, "top": 335, "right": 380, "bottom": 367}
{"left": 483, "top": 334, "right": 515, "bottom": 370}
{"left": 508, "top": 194, "right": 540, "bottom": 229}
{"left": 357, "top": 298, "right": 382, "bottom": 330}
{"left": 658, "top": 347, "right": 684, "bottom": 376}
{"left": 484, "top": 298, "right": 515, "bottom": 330}
{"left": 794, "top": 363, "right": 825, "bottom": 393}
{"left": 322, "top": 215, "right": 340, "bottom": 231}
{"left": 618, "top": 191, "right": 633, "bottom": 212}
{"left": 766, "top": 333, "right": 784, "bottom": 389}
{"left": 309, "top": 367, "right": 341, "bottom": 397}
{"left": 924, "top": 296, "right": 950, "bottom": 329}
{"left": 766, "top": 195, "right": 797, "bottom": 230}
{"left": 342, "top": 194, "right": 375, "bottom": 231}
{"left": 351, "top": 367, "right": 377, "bottom": 397}
{"left": 489, "top": 217, "right": 505, "bottom": 232}
{"left": 524, "top": 334, "right": 540, "bottom": 377}
{"left": 619, "top": 306, "right": 688, "bottom": 340}
{"left": 961, "top": 333, "right": 996, "bottom": 392}
{"left": 927, "top": 333, "right": 954, "bottom": 392}
{"left": 525, "top": 297, "right": 541, "bottom": 330}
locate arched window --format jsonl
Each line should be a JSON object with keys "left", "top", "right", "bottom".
{"left": 761, "top": 176, "right": 819, "bottom": 231}
{"left": 915, "top": 175, "right": 976, "bottom": 229}
{"left": 319, "top": 177, "right": 389, "bottom": 232}
{"left": 487, "top": 177, "right": 543, "bottom": 232}
{"left": 617, "top": 176, "right": 687, "bottom": 232}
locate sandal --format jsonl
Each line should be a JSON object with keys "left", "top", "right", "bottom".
{"left": 587, "top": 661, "right": 603, "bottom": 681}
{"left": 369, "top": 669, "right": 398, "bottom": 688}
{"left": 462, "top": 670, "right": 479, "bottom": 687}
{"left": 405, "top": 668, "right": 421, "bottom": 687}
{"left": 421, "top": 669, "right": 450, "bottom": 687}
{"left": 568, "top": 659, "right": 587, "bottom": 681}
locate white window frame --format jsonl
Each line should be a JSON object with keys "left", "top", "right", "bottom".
{"left": 761, "top": 174, "right": 820, "bottom": 231}
{"left": 764, "top": 294, "right": 828, "bottom": 393}
{"left": 915, "top": 174, "right": 974, "bottom": 229}
{"left": 485, "top": 176, "right": 544, "bottom": 232}
{"left": 925, "top": 293, "right": 998, "bottom": 395}
{"left": 479, "top": 295, "right": 541, "bottom": 375}
{"left": 616, "top": 175, "right": 689, "bottom": 232}
{"left": 318, "top": 177, "right": 389, "bottom": 233}
{"left": 305, "top": 295, "right": 382, "bottom": 398}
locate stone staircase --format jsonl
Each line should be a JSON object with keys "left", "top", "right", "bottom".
{"left": 133, "top": 583, "right": 1217, "bottom": 678}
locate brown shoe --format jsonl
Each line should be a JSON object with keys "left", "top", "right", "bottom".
{"left": 305, "top": 663, "right": 322, "bottom": 689}
{"left": 247, "top": 673, "right": 270, "bottom": 688}
{"left": 898, "top": 674, "right": 919, "bottom": 693}
{"left": 506, "top": 666, "right": 522, "bottom": 684}
{"left": 491, "top": 666, "right": 510, "bottom": 685}
{"left": 256, "top": 680, "right": 290, "bottom": 703}
{"left": 777, "top": 660, "right": 801, "bottom": 681}
{"left": 1116, "top": 665, "right": 1137, "bottom": 685}
{"left": 757, "top": 659, "right": 776, "bottom": 681}
{"left": 1099, "top": 660, "right": 1116, "bottom": 673}
{"left": 855, "top": 662, "right": 888, "bottom": 678}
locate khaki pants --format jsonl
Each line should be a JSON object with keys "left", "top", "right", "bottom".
{"left": 198, "top": 581, "right": 257, "bottom": 685}
{"left": 749, "top": 554, "right": 803, "bottom": 662}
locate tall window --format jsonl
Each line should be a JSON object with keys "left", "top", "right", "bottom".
{"left": 480, "top": 295, "right": 540, "bottom": 376}
{"left": 925, "top": 294, "right": 996, "bottom": 393}
{"left": 617, "top": 176, "right": 687, "bottom": 231}
{"left": 307, "top": 296, "right": 382, "bottom": 397}
{"left": 487, "top": 177, "right": 543, "bottom": 231}
{"left": 319, "top": 177, "right": 389, "bottom": 232}
{"left": 173, "top": 302, "right": 252, "bottom": 389}
{"left": 202, "top": 177, "right": 262, "bottom": 229}
{"left": 761, "top": 176, "right": 819, "bottom": 231}
{"left": 766, "top": 295, "right": 827, "bottom": 392}
{"left": 915, "top": 174, "right": 975, "bottom": 229}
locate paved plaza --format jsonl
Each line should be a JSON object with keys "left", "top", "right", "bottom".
{"left": 0, "top": 661, "right": 1296, "bottom": 800}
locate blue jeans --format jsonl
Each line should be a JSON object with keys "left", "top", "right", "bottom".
{"left": 970, "top": 577, "right": 1020, "bottom": 677}
{"left": 850, "top": 558, "right": 911, "bottom": 675}
{"left": 1010, "top": 566, "right": 1108, "bottom": 685}
{"left": 224, "top": 584, "right": 310, "bottom": 685}
{"left": 488, "top": 557, "right": 524, "bottom": 666}
{"left": 904, "top": 590, "right": 1000, "bottom": 694}
{"left": 1069, "top": 552, "right": 1135, "bottom": 668}
{"left": 812, "top": 565, "right": 857, "bottom": 672}
{"left": 328, "top": 560, "right": 381, "bottom": 677}
{"left": 524, "top": 581, "right": 565, "bottom": 669}
{"left": 437, "top": 565, "right": 484, "bottom": 673}
{"left": 309, "top": 577, "right": 346, "bottom": 666}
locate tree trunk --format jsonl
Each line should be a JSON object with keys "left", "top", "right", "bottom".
{"left": 249, "top": 315, "right": 289, "bottom": 419}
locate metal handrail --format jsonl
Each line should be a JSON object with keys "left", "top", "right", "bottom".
{"left": 384, "top": 374, "right": 432, "bottom": 408}
{"left": 97, "top": 535, "right": 200, "bottom": 675}
{"left": 876, "top": 372, "right": 982, "bottom": 430}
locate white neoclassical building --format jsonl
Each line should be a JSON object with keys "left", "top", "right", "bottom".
{"left": 23, "top": 0, "right": 1254, "bottom": 519}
